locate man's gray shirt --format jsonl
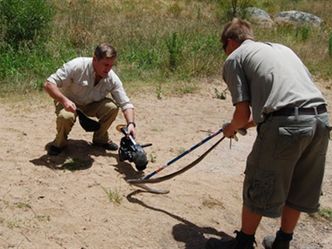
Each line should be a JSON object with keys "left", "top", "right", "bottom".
{"left": 223, "top": 40, "right": 326, "bottom": 124}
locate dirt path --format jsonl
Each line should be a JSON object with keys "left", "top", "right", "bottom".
{"left": 0, "top": 81, "right": 331, "bottom": 249}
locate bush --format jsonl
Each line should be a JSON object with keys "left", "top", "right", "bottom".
{"left": 166, "top": 32, "right": 183, "bottom": 72}
{"left": 1, "top": 0, "right": 332, "bottom": 93}
{"left": 329, "top": 32, "right": 332, "bottom": 57}
{"left": 0, "top": 0, "right": 54, "bottom": 49}
{"left": 216, "top": 0, "right": 255, "bottom": 21}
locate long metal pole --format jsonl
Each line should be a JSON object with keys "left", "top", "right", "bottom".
{"left": 137, "top": 127, "right": 224, "bottom": 181}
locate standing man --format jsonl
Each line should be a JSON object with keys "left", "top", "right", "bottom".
{"left": 44, "top": 43, "right": 136, "bottom": 156}
{"left": 206, "top": 18, "right": 330, "bottom": 249}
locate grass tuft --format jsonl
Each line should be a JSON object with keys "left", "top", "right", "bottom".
{"left": 101, "top": 186, "right": 123, "bottom": 205}
{"left": 318, "top": 207, "right": 332, "bottom": 221}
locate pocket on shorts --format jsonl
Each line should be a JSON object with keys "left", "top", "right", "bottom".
{"left": 273, "top": 126, "right": 313, "bottom": 159}
{"left": 245, "top": 169, "right": 275, "bottom": 209}
{"left": 317, "top": 114, "right": 332, "bottom": 139}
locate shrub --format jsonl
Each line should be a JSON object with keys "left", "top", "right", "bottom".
{"left": 166, "top": 32, "right": 183, "bottom": 72}
{"left": 329, "top": 32, "right": 332, "bottom": 57}
{"left": 216, "top": 0, "right": 255, "bottom": 21}
{"left": 295, "top": 26, "right": 310, "bottom": 41}
{"left": 0, "top": 0, "right": 54, "bottom": 49}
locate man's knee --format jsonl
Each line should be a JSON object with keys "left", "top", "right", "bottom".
{"left": 103, "top": 101, "right": 119, "bottom": 117}
{"left": 57, "top": 109, "right": 75, "bottom": 124}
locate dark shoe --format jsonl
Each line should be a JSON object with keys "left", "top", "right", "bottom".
{"left": 206, "top": 231, "right": 255, "bottom": 249}
{"left": 47, "top": 145, "right": 62, "bottom": 156}
{"left": 262, "top": 229, "right": 292, "bottom": 249}
{"left": 93, "top": 141, "right": 118, "bottom": 151}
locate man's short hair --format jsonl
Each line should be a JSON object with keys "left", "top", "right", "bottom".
{"left": 94, "top": 43, "right": 117, "bottom": 60}
{"left": 221, "top": 18, "right": 254, "bottom": 46}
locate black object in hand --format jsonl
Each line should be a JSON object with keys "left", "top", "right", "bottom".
{"left": 118, "top": 127, "right": 151, "bottom": 171}
{"left": 76, "top": 109, "right": 100, "bottom": 132}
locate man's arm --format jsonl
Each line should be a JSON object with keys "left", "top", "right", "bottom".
{"left": 223, "top": 101, "right": 253, "bottom": 138}
{"left": 44, "top": 81, "right": 76, "bottom": 113}
{"left": 122, "top": 108, "right": 136, "bottom": 137}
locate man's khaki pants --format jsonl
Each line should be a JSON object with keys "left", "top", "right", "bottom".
{"left": 53, "top": 98, "right": 119, "bottom": 148}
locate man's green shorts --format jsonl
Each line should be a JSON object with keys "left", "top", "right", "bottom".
{"left": 243, "top": 112, "right": 330, "bottom": 218}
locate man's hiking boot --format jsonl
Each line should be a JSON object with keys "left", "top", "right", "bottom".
{"left": 205, "top": 230, "right": 255, "bottom": 249}
{"left": 93, "top": 140, "right": 118, "bottom": 151}
{"left": 262, "top": 230, "right": 292, "bottom": 249}
{"left": 47, "top": 145, "right": 63, "bottom": 156}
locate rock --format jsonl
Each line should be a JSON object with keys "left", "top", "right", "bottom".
{"left": 245, "top": 7, "right": 274, "bottom": 28}
{"left": 274, "top": 10, "right": 323, "bottom": 27}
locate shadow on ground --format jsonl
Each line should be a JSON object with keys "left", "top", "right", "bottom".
{"left": 113, "top": 157, "right": 145, "bottom": 180}
{"left": 29, "top": 139, "right": 114, "bottom": 171}
{"left": 29, "top": 138, "right": 146, "bottom": 181}
{"left": 127, "top": 190, "right": 231, "bottom": 249}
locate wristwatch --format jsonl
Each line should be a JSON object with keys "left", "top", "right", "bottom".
{"left": 127, "top": 122, "right": 136, "bottom": 128}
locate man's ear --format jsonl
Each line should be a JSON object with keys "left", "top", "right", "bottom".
{"left": 229, "top": 39, "right": 241, "bottom": 50}
{"left": 225, "top": 39, "right": 240, "bottom": 54}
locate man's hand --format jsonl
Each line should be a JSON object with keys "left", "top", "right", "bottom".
{"left": 223, "top": 122, "right": 237, "bottom": 138}
{"left": 223, "top": 101, "right": 251, "bottom": 138}
{"left": 63, "top": 98, "right": 76, "bottom": 113}
{"left": 44, "top": 81, "right": 76, "bottom": 113}
{"left": 127, "top": 122, "right": 136, "bottom": 138}
{"left": 223, "top": 122, "right": 247, "bottom": 139}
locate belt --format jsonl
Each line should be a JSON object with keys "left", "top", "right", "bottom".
{"left": 271, "top": 104, "right": 327, "bottom": 116}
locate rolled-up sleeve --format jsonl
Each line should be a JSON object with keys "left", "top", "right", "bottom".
{"left": 109, "top": 71, "right": 134, "bottom": 110}
{"left": 47, "top": 60, "right": 75, "bottom": 88}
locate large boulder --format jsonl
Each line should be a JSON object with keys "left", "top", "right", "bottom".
{"left": 274, "top": 10, "right": 323, "bottom": 27}
{"left": 245, "top": 7, "right": 274, "bottom": 28}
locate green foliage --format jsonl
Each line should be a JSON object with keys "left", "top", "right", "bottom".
{"left": 0, "top": 0, "right": 332, "bottom": 93}
{"left": 295, "top": 26, "right": 310, "bottom": 41}
{"left": 216, "top": 0, "right": 255, "bottom": 21}
{"left": 122, "top": 43, "right": 161, "bottom": 70}
{"left": 166, "top": 32, "right": 183, "bottom": 72}
{"left": 0, "top": 41, "right": 77, "bottom": 93}
{"left": 0, "top": 0, "right": 56, "bottom": 93}
{"left": 329, "top": 33, "right": 332, "bottom": 57}
{"left": 318, "top": 208, "right": 332, "bottom": 221}
{"left": 181, "top": 33, "right": 222, "bottom": 77}
{"left": 118, "top": 25, "right": 223, "bottom": 83}
{"left": 310, "top": 207, "right": 332, "bottom": 221}
{"left": 0, "top": 0, "right": 54, "bottom": 48}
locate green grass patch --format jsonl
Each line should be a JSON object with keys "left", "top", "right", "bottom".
{"left": 0, "top": 0, "right": 332, "bottom": 93}
{"left": 318, "top": 207, "right": 332, "bottom": 221}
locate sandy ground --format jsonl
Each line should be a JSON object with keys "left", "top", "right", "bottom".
{"left": 0, "top": 80, "right": 331, "bottom": 249}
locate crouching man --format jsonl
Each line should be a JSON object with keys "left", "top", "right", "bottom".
{"left": 44, "top": 43, "right": 136, "bottom": 156}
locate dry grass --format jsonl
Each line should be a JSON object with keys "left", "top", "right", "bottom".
{"left": 1, "top": 0, "right": 332, "bottom": 93}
